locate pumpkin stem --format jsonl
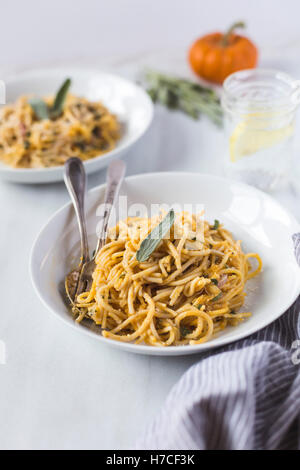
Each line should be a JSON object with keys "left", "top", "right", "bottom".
{"left": 221, "top": 21, "right": 245, "bottom": 46}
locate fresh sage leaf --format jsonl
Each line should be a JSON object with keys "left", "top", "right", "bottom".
{"left": 212, "top": 293, "right": 222, "bottom": 302}
{"left": 50, "top": 78, "right": 71, "bottom": 118}
{"left": 29, "top": 98, "right": 49, "bottom": 120}
{"left": 213, "top": 219, "right": 220, "bottom": 230}
{"left": 147, "top": 88, "right": 158, "bottom": 102}
{"left": 144, "top": 70, "right": 223, "bottom": 127}
{"left": 28, "top": 78, "right": 71, "bottom": 121}
{"left": 136, "top": 210, "right": 175, "bottom": 262}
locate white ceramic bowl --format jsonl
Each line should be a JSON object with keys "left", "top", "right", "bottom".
{"left": 0, "top": 67, "right": 153, "bottom": 183}
{"left": 30, "top": 172, "right": 300, "bottom": 355}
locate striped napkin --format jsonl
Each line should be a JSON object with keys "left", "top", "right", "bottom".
{"left": 136, "top": 235, "right": 300, "bottom": 450}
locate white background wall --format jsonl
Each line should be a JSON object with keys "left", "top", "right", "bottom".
{"left": 2, "top": 0, "right": 300, "bottom": 68}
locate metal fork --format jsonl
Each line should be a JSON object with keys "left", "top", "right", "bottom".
{"left": 64, "top": 157, "right": 126, "bottom": 304}
{"left": 64, "top": 157, "right": 90, "bottom": 304}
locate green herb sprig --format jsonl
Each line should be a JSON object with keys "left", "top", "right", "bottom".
{"left": 29, "top": 78, "right": 71, "bottom": 120}
{"left": 136, "top": 210, "right": 175, "bottom": 262}
{"left": 144, "top": 70, "right": 223, "bottom": 126}
{"left": 212, "top": 293, "right": 222, "bottom": 302}
{"left": 180, "top": 326, "right": 193, "bottom": 337}
{"left": 212, "top": 219, "right": 220, "bottom": 230}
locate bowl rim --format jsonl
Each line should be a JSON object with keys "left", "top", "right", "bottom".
{"left": 0, "top": 66, "right": 154, "bottom": 176}
{"left": 29, "top": 171, "right": 300, "bottom": 355}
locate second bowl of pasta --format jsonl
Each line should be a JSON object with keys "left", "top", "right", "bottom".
{"left": 0, "top": 67, "right": 153, "bottom": 183}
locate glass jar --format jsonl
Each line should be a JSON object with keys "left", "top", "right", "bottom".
{"left": 221, "top": 69, "right": 300, "bottom": 191}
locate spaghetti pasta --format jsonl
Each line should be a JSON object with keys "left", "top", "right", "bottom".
{"left": 0, "top": 94, "right": 120, "bottom": 168}
{"left": 75, "top": 212, "right": 262, "bottom": 347}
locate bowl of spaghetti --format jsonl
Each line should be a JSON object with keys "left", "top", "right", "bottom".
{"left": 74, "top": 212, "right": 262, "bottom": 346}
{"left": 30, "top": 172, "right": 300, "bottom": 355}
{"left": 0, "top": 67, "right": 153, "bottom": 183}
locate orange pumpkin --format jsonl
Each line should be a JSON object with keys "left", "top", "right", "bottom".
{"left": 188, "top": 22, "right": 258, "bottom": 84}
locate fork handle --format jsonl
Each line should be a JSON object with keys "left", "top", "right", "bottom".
{"left": 95, "top": 159, "right": 126, "bottom": 255}
{"left": 64, "top": 158, "right": 90, "bottom": 264}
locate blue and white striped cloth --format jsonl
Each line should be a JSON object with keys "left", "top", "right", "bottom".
{"left": 136, "top": 235, "right": 300, "bottom": 450}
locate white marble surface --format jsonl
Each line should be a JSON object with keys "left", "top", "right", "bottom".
{"left": 1, "top": 0, "right": 300, "bottom": 450}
